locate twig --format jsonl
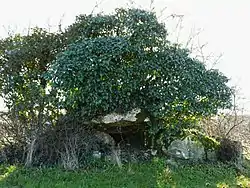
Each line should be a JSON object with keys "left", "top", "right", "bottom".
{"left": 91, "top": 0, "right": 105, "bottom": 15}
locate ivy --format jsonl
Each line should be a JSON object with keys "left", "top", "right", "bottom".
{"left": 0, "top": 8, "right": 233, "bottom": 149}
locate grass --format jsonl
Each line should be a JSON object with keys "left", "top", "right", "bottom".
{"left": 0, "top": 159, "right": 250, "bottom": 188}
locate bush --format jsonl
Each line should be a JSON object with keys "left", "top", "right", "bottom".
{"left": 217, "top": 138, "right": 243, "bottom": 164}
{"left": 0, "top": 114, "right": 119, "bottom": 169}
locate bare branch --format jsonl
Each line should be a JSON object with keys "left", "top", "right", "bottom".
{"left": 90, "top": 0, "right": 105, "bottom": 15}
{"left": 185, "top": 27, "right": 203, "bottom": 49}
{"left": 58, "top": 14, "right": 65, "bottom": 32}
{"left": 149, "top": 0, "right": 155, "bottom": 11}
{"left": 157, "top": 6, "right": 168, "bottom": 20}
{"left": 126, "top": 0, "right": 135, "bottom": 7}
{"left": 209, "top": 53, "right": 223, "bottom": 69}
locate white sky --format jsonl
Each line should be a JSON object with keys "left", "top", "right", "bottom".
{"left": 0, "top": 0, "right": 250, "bottom": 112}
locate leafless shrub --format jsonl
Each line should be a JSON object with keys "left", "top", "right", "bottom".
{"left": 200, "top": 88, "right": 250, "bottom": 165}
{"left": 0, "top": 110, "right": 55, "bottom": 166}
{"left": 217, "top": 138, "right": 243, "bottom": 164}
{"left": 60, "top": 135, "right": 80, "bottom": 170}
{"left": 0, "top": 111, "right": 27, "bottom": 147}
{"left": 202, "top": 89, "right": 249, "bottom": 139}
{"left": 35, "top": 116, "right": 98, "bottom": 169}
{"left": 0, "top": 111, "right": 29, "bottom": 164}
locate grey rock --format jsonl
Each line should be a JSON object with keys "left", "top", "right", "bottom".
{"left": 91, "top": 108, "right": 141, "bottom": 124}
{"left": 167, "top": 136, "right": 205, "bottom": 161}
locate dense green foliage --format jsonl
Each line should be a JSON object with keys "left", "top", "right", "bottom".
{"left": 47, "top": 9, "right": 232, "bottom": 119}
{"left": 0, "top": 28, "right": 65, "bottom": 126}
{"left": 1, "top": 160, "right": 250, "bottom": 188}
{"left": 0, "top": 8, "right": 233, "bottom": 150}
{"left": 46, "top": 9, "right": 233, "bottom": 146}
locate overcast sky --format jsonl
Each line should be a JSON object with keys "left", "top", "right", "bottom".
{"left": 0, "top": 0, "right": 250, "bottom": 112}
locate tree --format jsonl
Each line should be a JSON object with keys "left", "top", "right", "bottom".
{"left": 0, "top": 27, "right": 66, "bottom": 166}
{"left": 0, "top": 28, "right": 65, "bottom": 122}
{"left": 46, "top": 8, "right": 233, "bottom": 147}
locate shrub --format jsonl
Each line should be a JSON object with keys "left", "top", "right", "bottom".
{"left": 217, "top": 138, "right": 243, "bottom": 164}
